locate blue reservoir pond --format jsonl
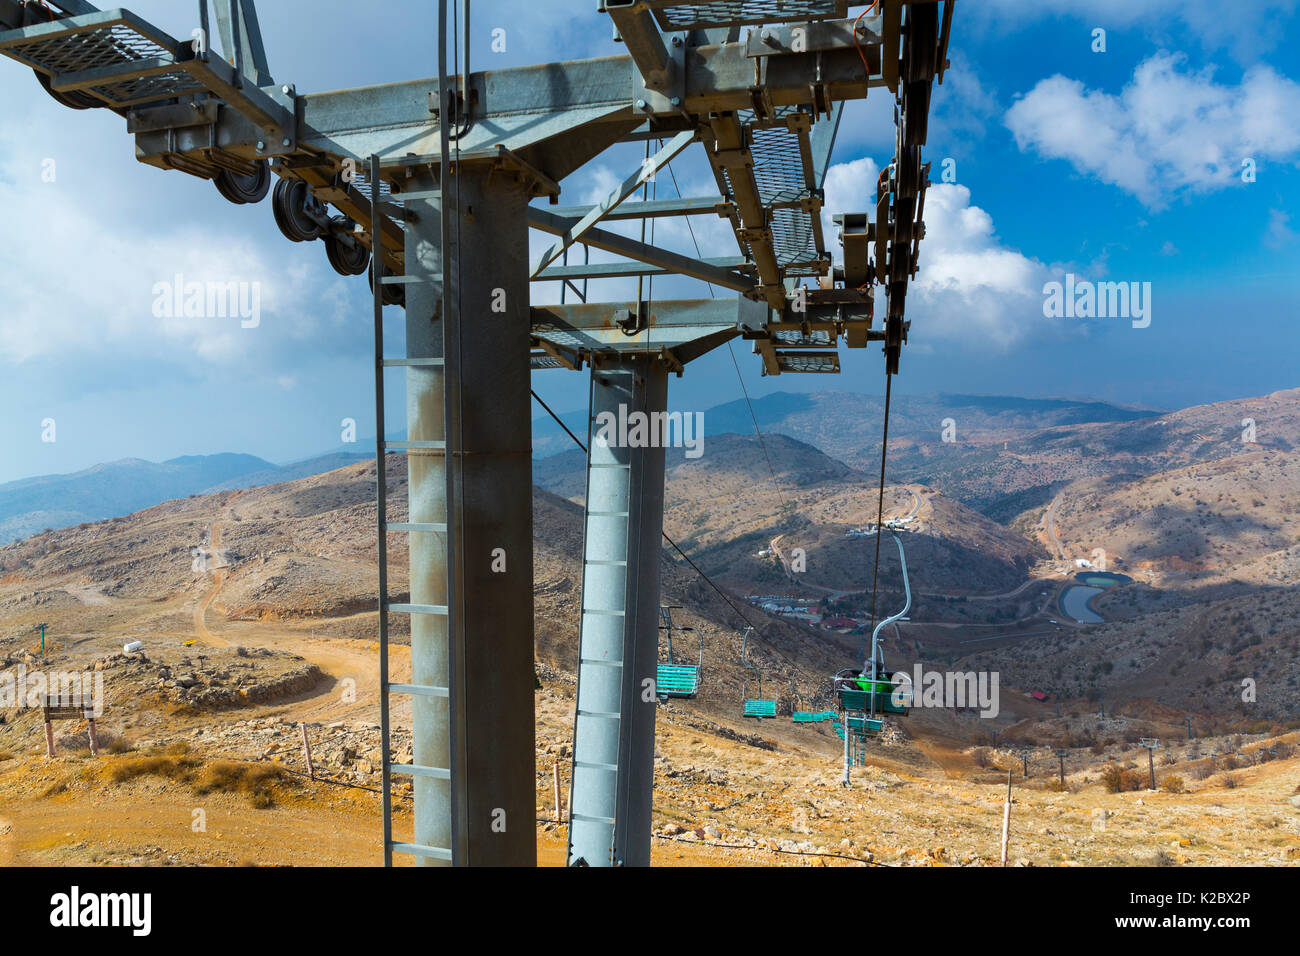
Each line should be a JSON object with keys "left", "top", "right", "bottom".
{"left": 1061, "top": 571, "right": 1133, "bottom": 623}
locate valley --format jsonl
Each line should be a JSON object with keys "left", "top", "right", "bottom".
{"left": 2, "top": 387, "right": 1298, "bottom": 867}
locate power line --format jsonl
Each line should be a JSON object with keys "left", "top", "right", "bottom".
{"left": 531, "top": 389, "right": 763, "bottom": 636}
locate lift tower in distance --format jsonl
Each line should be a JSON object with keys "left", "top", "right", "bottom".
{"left": 0, "top": 0, "right": 955, "bottom": 866}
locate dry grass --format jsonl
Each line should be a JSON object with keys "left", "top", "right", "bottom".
{"left": 106, "top": 745, "right": 288, "bottom": 808}
{"left": 194, "top": 761, "right": 285, "bottom": 808}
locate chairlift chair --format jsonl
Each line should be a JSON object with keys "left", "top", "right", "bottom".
{"left": 839, "top": 526, "right": 915, "bottom": 718}
{"left": 740, "top": 626, "right": 777, "bottom": 719}
{"left": 655, "top": 606, "right": 702, "bottom": 702}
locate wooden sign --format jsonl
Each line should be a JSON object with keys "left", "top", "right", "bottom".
{"left": 40, "top": 694, "right": 100, "bottom": 759}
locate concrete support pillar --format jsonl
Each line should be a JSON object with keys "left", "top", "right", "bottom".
{"left": 405, "top": 163, "right": 536, "bottom": 866}
{"left": 567, "top": 356, "right": 669, "bottom": 867}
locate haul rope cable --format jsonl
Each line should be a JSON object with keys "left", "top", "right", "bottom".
{"left": 531, "top": 390, "right": 765, "bottom": 639}
{"left": 866, "top": 369, "right": 894, "bottom": 647}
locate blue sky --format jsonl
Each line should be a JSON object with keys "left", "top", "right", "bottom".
{"left": 0, "top": 0, "right": 1297, "bottom": 483}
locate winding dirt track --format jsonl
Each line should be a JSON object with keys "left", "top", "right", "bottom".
{"left": 190, "top": 510, "right": 406, "bottom": 728}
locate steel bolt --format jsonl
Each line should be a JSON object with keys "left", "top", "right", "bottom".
{"left": 282, "top": 138, "right": 291, "bottom": 147}
{"left": 670, "top": 96, "right": 682, "bottom": 108}
{"left": 635, "top": 98, "right": 648, "bottom": 110}
{"left": 256, "top": 140, "right": 266, "bottom": 151}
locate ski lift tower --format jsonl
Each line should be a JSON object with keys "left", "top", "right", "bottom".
{"left": 0, "top": 0, "right": 953, "bottom": 866}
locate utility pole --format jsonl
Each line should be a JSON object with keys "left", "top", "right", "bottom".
{"left": 1017, "top": 749, "right": 1031, "bottom": 778}
{"left": 1186, "top": 716, "right": 1192, "bottom": 741}
{"left": 35, "top": 623, "right": 47, "bottom": 657}
{"left": 1140, "top": 738, "right": 1159, "bottom": 790}
{"left": 1055, "top": 749, "right": 1069, "bottom": 786}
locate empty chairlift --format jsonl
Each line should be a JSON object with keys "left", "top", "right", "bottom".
{"left": 790, "top": 677, "right": 837, "bottom": 724}
{"left": 655, "top": 606, "right": 702, "bottom": 703}
{"left": 740, "top": 627, "right": 777, "bottom": 719}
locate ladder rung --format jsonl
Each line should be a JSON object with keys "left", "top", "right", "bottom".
{"left": 382, "top": 274, "right": 440, "bottom": 285}
{"left": 570, "top": 812, "right": 616, "bottom": 825}
{"left": 390, "top": 842, "right": 453, "bottom": 861}
{"left": 383, "top": 522, "right": 449, "bottom": 533}
{"left": 391, "top": 763, "right": 452, "bottom": 780}
{"left": 577, "top": 709, "right": 622, "bottom": 720}
{"left": 574, "top": 759, "right": 619, "bottom": 772}
{"left": 384, "top": 441, "right": 447, "bottom": 450}
{"left": 385, "top": 602, "right": 450, "bottom": 616}
{"left": 578, "top": 658, "right": 623, "bottom": 668}
{"left": 387, "top": 682, "right": 450, "bottom": 698}
{"left": 381, "top": 358, "right": 445, "bottom": 367}
{"left": 396, "top": 190, "right": 441, "bottom": 201}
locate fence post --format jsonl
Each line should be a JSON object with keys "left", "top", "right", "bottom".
{"left": 1000, "top": 772, "right": 1013, "bottom": 867}
{"left": 553, "top": 762, "right": 562, "bottom": 823}
{"left": 300, "top": 722, "right": 314, "bottom": 781}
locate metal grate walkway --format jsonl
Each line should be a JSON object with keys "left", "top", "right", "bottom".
{"left": 651, "top": 1, "right": 846, "bottom": 30}
{"left": 0, "top": 12, "right": 204, "bottom": 108}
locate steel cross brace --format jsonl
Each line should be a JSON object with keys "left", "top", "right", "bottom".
{"left": 530, "top": 129, "right": 697, "bottom": 278}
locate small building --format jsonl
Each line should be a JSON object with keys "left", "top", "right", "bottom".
{"left": 821, "top": 616, "right": 858, "bottom": 630}
{"left": 1030, "top": 691, "right": 1049, "bottom": 702}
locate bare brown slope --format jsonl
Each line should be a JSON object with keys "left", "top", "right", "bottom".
{"left": 536, "top": 432, "right": 1044, "bottom": 596}
{"left": 0, "top": 456, "right": 856, "bottom": 721}
{"left": 1045, "top": 448, "right": 1300, "bottom": 591}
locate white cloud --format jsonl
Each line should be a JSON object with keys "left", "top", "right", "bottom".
{"left": 0, "top": 174, "right": 354, "bottom": 370}
{"left": 1008, "top": 53, "right": 1300, "bottom": 206}
{"left": 910, "top": 183, "right": 1056, "bottom": 350}
{"left": 1006, "top": 52, "right": 1300, "bottom": 207}
{"left": 822, "top": 163, "right": 1061, "bottom": 351}
{"left": 0, "top": 107, "right": 363, "bottom": 379}
{"left": 822, "top": 156, "right": 881, "bottom": 265}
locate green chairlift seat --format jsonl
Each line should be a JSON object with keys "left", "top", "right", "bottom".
{"left": 832, "top": 715, "right": 883, "bottom": 739}
{"left": 656, "top": 607, "right": 703, "bottom": 702}
{"left": 848, "top": 714, "right": 885, "bottom": 734}
{"left": 793, "top": 708, "right": 839, "bottom": 723}
{"left": 740, "top": 626, "right": 777, "bottom": 719}
{"left": 839, "top": 684, "right": 911, "bottom": 716}
{"left": 656, "top": 663, "right": 700, "bottom": 698}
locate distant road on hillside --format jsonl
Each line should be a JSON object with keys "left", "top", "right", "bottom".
{"left": 1046, "top": 492, "right": 1066, "bottom": 561}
